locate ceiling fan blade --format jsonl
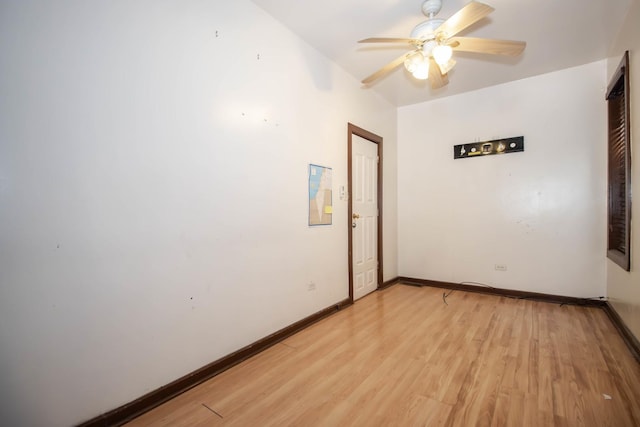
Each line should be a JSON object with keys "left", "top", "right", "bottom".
{"left": 358, "top": 37, "right": 421, "bottom": 44}
{"left": 438, "top": 58, "right": 456, "bottom": 75}
{"left": 428, "top": 57, "right": 448, "bottom": 89}
{"left": 436, "top": 1, "right": 494, "bottom": 39}
{"left": 449, "top": 37, "right": 526, "bottom": 56}
{"left": 362, "top": 50, "right": 417, "bottom": 85}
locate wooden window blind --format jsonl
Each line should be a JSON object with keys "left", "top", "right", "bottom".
{"left": 606, "top": 51, "right": 631, "bottom": 271}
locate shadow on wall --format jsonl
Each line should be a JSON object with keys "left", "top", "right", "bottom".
{"left": 299, "top": 40, "right": 334, "bottom": 92}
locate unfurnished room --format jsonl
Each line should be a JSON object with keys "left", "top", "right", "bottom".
{"left": 1, "top": 0, "right": 640, "bottom": 426}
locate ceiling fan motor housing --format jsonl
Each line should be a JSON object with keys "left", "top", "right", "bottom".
{"left": 410, "top": 18, "right": 444, "bottom": 40}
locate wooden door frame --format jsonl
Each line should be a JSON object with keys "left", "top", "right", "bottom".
{"left": 347, "top": 123, "right": 383, "bottom": 302}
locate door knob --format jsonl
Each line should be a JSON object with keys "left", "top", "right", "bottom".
{"left": 352, "top": 213, "right": 360, "bottom": 219}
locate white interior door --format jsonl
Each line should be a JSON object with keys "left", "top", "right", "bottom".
{"left": 352, "top": 134, "right": 378, "bottom": 300}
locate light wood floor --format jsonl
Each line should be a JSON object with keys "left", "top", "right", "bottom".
{"left": 125, "top": 284, "right": 640, "bottom": 426}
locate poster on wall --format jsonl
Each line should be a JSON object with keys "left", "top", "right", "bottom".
{"left": 308, "top": 164, "right": 332, "bottom": 226}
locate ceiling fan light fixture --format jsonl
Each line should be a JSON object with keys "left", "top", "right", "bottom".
{"left": 404, "top": 51, "right": 430, "bottom": 80}
{"left": 432, "top": 44, "right": 452, "bottom": 65}
{"left": 412, "top": 60, "right": 429, "bottom": 80}
{"left": 404, "top": 51, "right": 425, "bottom": 73}
{"left": 422, "top": 39, "right": 437, "bottom": 57}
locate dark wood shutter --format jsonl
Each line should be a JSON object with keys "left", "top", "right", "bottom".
{"left": 606, "top": 51, "right": 631, "bottom": 271}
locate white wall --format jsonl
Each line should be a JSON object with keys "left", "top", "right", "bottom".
{"left": 398, "top": 61, "right": 607, "bottom": 297}
{"left": 0, "top": 1, "right": 397, "bottom": 425}
{"left": 607, "top": 0, "right": 640, "bottom": 341}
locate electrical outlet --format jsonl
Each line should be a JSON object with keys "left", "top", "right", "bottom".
{"left": 495, "top": 264, "right": 507, "bottom": 271}
{"left": 307, "top": 281, "right": 316, "bottom": 291}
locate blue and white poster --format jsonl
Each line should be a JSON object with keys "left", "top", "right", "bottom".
{"left": 309, "top": 164, "right": 332, "bottom": 226}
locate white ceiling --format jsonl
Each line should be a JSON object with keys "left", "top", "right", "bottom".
{"left": 251, "top": 0, "right": 631, "bottom": 106}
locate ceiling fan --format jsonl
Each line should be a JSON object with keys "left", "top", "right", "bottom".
{"left": 358, "top": 0, "right": 526, "bottom": 89}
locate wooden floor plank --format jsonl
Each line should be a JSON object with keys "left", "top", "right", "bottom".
{"left": 124, "top": 284, "right": 640, "bottom": 427}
